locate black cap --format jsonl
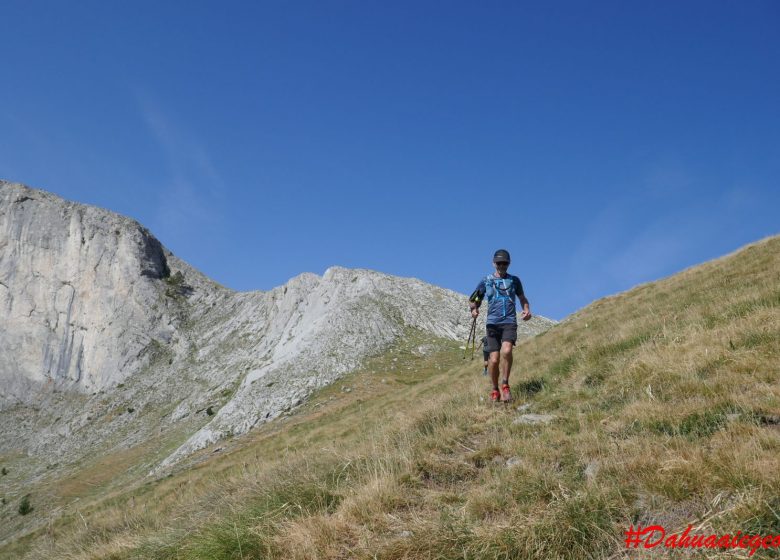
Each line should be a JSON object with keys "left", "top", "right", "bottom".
{"left": 493, "top": 249, "right": 510, "bottom": 263}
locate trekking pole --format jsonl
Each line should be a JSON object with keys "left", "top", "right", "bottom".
{"left": 463, "top": 319, "right": 471, "bottom": 359}
{"left": 463, "top": 316, "right": 477, "bottom": 360}
{"left": 463, "top": 318, "right": 471, "bottom": 359}
{"left": 471, "top": 319, "right": 477, "bottom": 360}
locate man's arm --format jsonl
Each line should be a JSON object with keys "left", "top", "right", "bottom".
{"left": 468, "top": 280, "right": 485, "bottom": 318}
{"left": 514, "top": 276, "right": 532, "bottom": 321}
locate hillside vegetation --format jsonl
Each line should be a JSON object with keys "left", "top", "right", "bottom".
{"left": 6, "top": 236, "right": 780, "bottom": 559}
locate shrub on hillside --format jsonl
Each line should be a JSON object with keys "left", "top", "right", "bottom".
{"left": 18, "top": 495, "right": 33, "bottom": 516}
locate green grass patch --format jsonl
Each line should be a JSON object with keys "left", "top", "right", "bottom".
{"left": 466, "top": 445, "right": 504, "bottom": 468}
{"left": 583, "top": 368, "right": 607, "bottom": 387}
{"left": 704, "top": 290, "right": 780, "bottom": 328}
{"left": 643, "top": 403, "right": 769, "bottom": 439}
{"left": 737, "top": 330, "right": 780, "bottom": 349}
{"left": 546, "top": 354, "right": 578, "bottom": 377}
{"left": 695, "top": 355, "right": 730, "bottom": 378}
{"left": 415, "top": 457, "right": 479, "bottom": 485}
{"left": 515, "top": 377, "right": 546, "bottom": 396}
{"left": 589, "top": 332, "right": 653, "bottom": 362}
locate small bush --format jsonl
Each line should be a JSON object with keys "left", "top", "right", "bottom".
{"left": 583, "top": 370, "right": 606, "bottom": 386}
{"left": 516, "top": 377, "right": 546, "bottom": 396}
{"left": 467, "top": 444, "right": 504, "bottom": 468}
{"left": 415, "top": 457, "right": 478, "bottom": 484}
{"left": 164, "top": 271, "right": 193, "bottom": 299}
{"left": 18, "top": 495, "right": 33, "bottom": 516}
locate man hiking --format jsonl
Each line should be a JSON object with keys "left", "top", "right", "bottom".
{"left": 469, "top": 249, "right": 532, "bottom": 403}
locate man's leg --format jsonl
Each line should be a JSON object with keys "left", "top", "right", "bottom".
{"left": 499, "top": 341, "right": 515, "bottom": 402}
{"left": 496, "top": 324, "right": 518, "bottom": 402}
{"left": 488, "top": 351, "right": 500, "bottom": 389}
{"left": 499, "top": 341, "right": 513, "bottom": 385}
{"left": 485, "top": 326, "right": 501, "bottom": 391}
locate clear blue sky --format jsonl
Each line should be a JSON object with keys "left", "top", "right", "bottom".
{"left": 2, "top": 1, "right": 778, "bottom": 320}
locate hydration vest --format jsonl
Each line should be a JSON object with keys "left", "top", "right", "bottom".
{"left": 484, "top": 274, "right": 517, "bottom": 320}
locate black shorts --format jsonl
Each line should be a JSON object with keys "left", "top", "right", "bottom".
{"left": 485, "top": 323, "right": 518, "bottom": 353}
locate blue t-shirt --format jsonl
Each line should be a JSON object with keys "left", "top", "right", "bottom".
{"left": 470, "top": 274, "right": 527, "bottom": 325}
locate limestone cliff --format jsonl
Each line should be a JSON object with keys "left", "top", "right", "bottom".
{"left": 1, "top": 182, "right": 188, "bottom": 403}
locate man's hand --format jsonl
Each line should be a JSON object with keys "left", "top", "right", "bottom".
{"left": 520, "top": 309, "right": 532, "bottom": 321}
{"left": 471, "top": 307, "right": 479, "bottom": 318}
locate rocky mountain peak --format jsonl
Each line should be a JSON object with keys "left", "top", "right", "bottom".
{"left": 0, "top": 182, "right": 180, "bottom": 401}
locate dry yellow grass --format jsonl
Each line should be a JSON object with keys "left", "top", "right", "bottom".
{"left": 5, "top": 235, "right": 780, "bottom": 560}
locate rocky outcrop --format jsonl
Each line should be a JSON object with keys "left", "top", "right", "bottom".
{"left": 158, "top": 265, "right": 487, "bottom": 466}
{"left": 0, "top": 182, "right": 191, "bottom": 404}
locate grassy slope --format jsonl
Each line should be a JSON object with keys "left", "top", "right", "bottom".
{"left": 7, "top": 236, "right": 780, "bottom": 560}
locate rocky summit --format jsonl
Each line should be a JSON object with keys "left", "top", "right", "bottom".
{"left": 0, "top": 180, "right": 555, "bottom": 478}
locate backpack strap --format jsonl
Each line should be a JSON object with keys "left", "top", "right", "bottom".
{"left": 484, "top": 274, "right": 496, "bottom": 301}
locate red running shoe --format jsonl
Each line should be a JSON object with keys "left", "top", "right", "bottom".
{"left": 490, "top": 389, "right": 500, "bottom": 402}
{"left": 501, "top": 383, "right": 512, "bottom": 403}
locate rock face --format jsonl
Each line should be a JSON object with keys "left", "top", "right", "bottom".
{"left": 0, "top": 183, "right": 182, "bottom": 403}
{"left": 0, "top": 180, "right": 556, "bottom": 472}
{"left": 158, "top": 263, "right": 529, "bottom": 467}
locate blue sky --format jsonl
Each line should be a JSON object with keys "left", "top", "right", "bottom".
{"left": 1, "top": 1, "right": 778, "bottom": 320}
